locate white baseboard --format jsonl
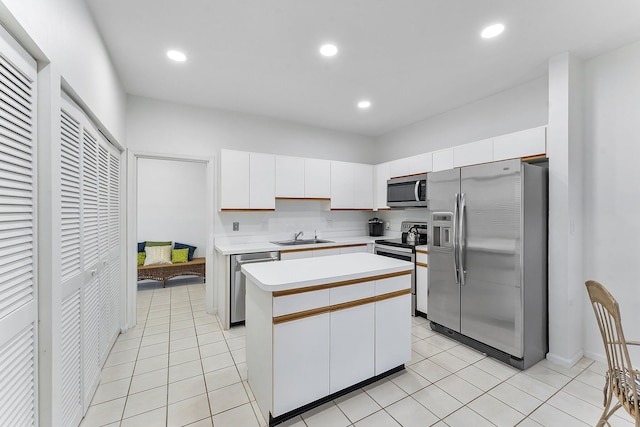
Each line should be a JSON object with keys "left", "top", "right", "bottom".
{"left": 546, "top": 349, "right": 584, "bottom": 367}
{"left": 582, "top": 349, "right": 606, "bottom": 364}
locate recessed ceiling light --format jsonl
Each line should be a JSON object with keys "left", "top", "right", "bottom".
{"left": 481, "top": 23, "right": 505, "bottom": 39}
{"left": 167, "top": 50, "right": 187, "bottom": 62}
{"left": 357, "top": 100, "right": 371, "bottom": 109}
{"left": 319, "top": 44, "right": 338, "bottom": 57}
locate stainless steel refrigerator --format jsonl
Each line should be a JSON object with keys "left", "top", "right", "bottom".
{"left": 427, "top": 159, "right": 547, "bottom": 370}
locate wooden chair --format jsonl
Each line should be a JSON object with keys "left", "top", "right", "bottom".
{"left": 585, "top": 280, "right": 640, "bottom": 427}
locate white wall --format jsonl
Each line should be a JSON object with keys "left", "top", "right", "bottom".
{"left": 137, "top": 158, "right": 207, "bottom": 258}
{"left": 373, "top": 76, "right": 549, "bottom": 162}
{"left": 127, "top": 95, "right": 377, "bottom": 243}
{"left": 127, "top": 95, "right": 373, "bottom": 162}
{"left": 0, "top": 0, "right": 127, "bottom": 142}
{"left": 582, "top": 40, "right": 640, "bottom": 361}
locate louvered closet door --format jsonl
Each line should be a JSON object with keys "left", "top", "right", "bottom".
{"left": 0, "top": 26, "right": 38, "bottom": 427}
{"left": 107, "top": 149, "right": 120, "bottom": 336}
{"left": 81, "top": 124, "right": 101, "bottom": 407}
{"left": 60, "top": 104, "right": 83, "bottom": 427}
{"left": 60, "top": 95, "right": 123, "bottom": 415}
{"left": 97, "top": 143, "right": 110, "bottom": 363}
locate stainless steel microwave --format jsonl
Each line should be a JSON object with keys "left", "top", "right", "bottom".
{"left": 387, "top": 174, "right": 428, "bottom": 208}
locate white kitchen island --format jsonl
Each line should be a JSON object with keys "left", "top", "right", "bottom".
{"left": 242, "top": 253, "right": 413, "bottom": 426}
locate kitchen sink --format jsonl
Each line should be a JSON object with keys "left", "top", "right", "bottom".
{"left": 271, "top": 239, "right": 334, "bottom": 246}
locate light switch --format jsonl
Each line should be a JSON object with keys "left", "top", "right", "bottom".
{"left": 233, "top": 222, "right": 239, "bottom": 231}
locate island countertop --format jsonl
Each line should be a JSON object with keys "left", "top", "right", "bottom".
{"left": 241, "top": 252, "right": 414, "bottom": 292}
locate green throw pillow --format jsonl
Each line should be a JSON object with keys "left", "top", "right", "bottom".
{"left": 137, "top": 252, "right": 146, "bottom": 266}
{"left": 146, "top": 241, "right": 172, "bottom": 247}
{"left": 172, "top": 248, "right": 189, "bottom": 264}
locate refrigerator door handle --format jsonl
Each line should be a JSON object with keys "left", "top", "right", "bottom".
{"left": 453, "top": 193, "right": 460, "bottom": 284}
{"left": 459, "top": 192, "right": 466, "bottom": 286}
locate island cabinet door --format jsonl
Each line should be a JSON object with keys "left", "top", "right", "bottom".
{"left": 375, "top": 294, "right": 412, "bottom": 374}
{"left": 330, "top": 304, "right": 375, "bottom": 393}
{"left": 273, "top": 313, "right": 330, "bottom": 417}
{"left": 374, "top": 275, "right": 412, "bottom": 375}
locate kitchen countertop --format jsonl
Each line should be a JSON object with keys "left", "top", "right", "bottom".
{"left": 241, "top": 252, "right": 413, "bottom": 292}
{"left": 214, "top": 235, "right": 379, "bottom": 255}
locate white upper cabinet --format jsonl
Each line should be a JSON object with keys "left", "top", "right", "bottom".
{"left": 275, "top": 155, "right": 304, "bottom": 198}
{"left": 432, "top": 148, "right": 454, "bottom": 172}
{"left": 389, "top": 158, "right": 410, "bottom": 178}
{"left": 493, "top": 126, "right": 547, "bottom": 161}
{"left": 389, "top": 153, "right": 432, "bottom": 178}
{"left": 329, "top": 161, "right": 353, "bottom": 209}
{"left": 454, "top": 138, "right": 493, "bottom": 168}
{"left": 220, "top": 149, "right": 275, "bottom": 210}
{"left": 275, "top": 156, "right": 330, "bottom": 199}
{"left": 330, "top": 161, "right": 373, "bottom": 210}
{"left": 374, "top": 162, "right": 391, "bottom": 210}
{"left": 220, "top": 149, "right": 250, "bottom": 209}
{"left": 250, "top": 153, "right": 276, "bottom": 209}
{"left": 353, "top": 163, "right": 374, "bottom": 209}
{"left": 304, "top": 158, "right": 331, "bottom": 198}
{"left": 409, "top": 152, "right": 433, "bottom": 174}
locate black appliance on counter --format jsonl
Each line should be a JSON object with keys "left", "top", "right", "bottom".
{"left": 374, "top": 221, "right": 428, "bottom": 316}
{"left": 368, "top": 217, "right": 384, "bottom": 236}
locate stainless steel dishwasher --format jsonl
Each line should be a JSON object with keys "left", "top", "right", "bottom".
{"left": 230, "top": 251, "right": 280, "bottom": 325}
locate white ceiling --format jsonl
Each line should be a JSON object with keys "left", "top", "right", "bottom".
{"left": 86, "top": 0, "right": 640, "bottom": 137}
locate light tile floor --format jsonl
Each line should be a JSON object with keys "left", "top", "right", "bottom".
{"left": 80, "top": 278, "right": 635, "bottom": 427}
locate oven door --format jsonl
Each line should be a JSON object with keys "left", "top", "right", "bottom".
{"left": 374, "top": 244, "right": 416, "bottom": 315}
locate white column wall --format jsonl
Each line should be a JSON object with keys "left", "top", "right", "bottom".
{"left": 546, "top": 53, "right": 585, "bottom": 366}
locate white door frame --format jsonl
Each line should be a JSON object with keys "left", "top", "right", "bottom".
{"left": 125, "top": 150, "right": 216, "bottom": 330}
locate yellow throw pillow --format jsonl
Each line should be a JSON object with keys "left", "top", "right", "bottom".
{"left": 144, "top": 245, "right": 172, "bottom": 266}
{"left": 172, "top": 248, "right": 189, "bottom": 264}
{"left": 137, "top": 252, "right": 146, "bottom": 266}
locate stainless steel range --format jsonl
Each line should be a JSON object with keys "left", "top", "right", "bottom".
{"left": 374, "top": 221, "right": 428, "bottom": 316}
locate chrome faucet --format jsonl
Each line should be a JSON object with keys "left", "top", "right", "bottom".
{"left": 294, "top": 231, "right": 304, "bottom": 241}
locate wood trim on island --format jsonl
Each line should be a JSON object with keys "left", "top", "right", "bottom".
{"left": 272, "top": 288, "right": 411, "bottom": 324}
{"left": 416, "top": 262, "right": 428, "bottom": 268}
{"left": 272, "top": 270, "right": 411, "bottom": 297}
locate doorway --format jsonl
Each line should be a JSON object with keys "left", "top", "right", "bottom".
{"left": 127, "top": 152, "right": 215, "bottom": 330}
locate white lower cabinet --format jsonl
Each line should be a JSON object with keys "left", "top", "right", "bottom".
{"left": 279, "top": 250, "right": 308, "bottom": 261}
{"left": 273, "top": 314, "right": 330, "bottom": 416}
{"left": 280, "top": 244, "right": 369, "bottom": 260}
{"left": 313, "top": 247, "right": 340, "bottom": 257}
{"left": 375, "top": 294, "right": 412, "bottom": 375}
{"left": 416, "top": 265, "right": 428, "bottom": 314}
{"left": 339, "top": 244, "right": 369, "bottom": 254}
{"left": 416, "top": 249, "right": 428, "bottom": 315}
{"left": 249, "top": 270, "right": 411, "bottom": 420}
{"left": 330, "top": 305, "right": 375, "bottom": 393}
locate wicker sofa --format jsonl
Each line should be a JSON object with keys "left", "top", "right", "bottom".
{"left": 137, "top": 257, "right": 205, "bottom": 288}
